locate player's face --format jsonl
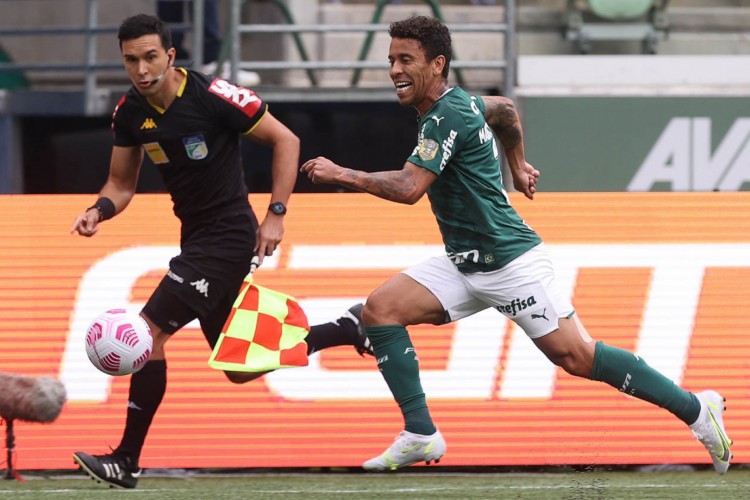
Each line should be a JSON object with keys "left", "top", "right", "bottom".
{"left": 389, "top": 37, "right": 443, "bottom": 115}
{"left": 121, "top": 34, "right": 173, "bottom": 96}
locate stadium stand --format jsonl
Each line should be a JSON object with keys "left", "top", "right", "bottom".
{"left": 563, "top": 0, "right": 670, "bottom": 54}
{"left": 0, "top": 0, "right": 512, "bottom": 93}
{"left": 0, "top": 44, "right": 28, "bottom": 90}
{"left": 2, "top": 0, "right": 750, "bottom": 195}
{"left": 2, "top": 1, "right": 749, "bottom": 92}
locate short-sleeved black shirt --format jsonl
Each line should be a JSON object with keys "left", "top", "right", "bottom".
{"left": 112, "top": 68, "right": 267, "bottom": 223}
{"left": 113, "top": 69, "right": 266, "bottom": 339}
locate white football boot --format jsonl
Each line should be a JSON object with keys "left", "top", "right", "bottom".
{"left": 363, "top": 429, "right": 446, "bottom": 471}
{"left": 690, "top": 390, "right": 732, "bottom": 474}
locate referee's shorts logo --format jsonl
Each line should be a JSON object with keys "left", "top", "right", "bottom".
{"left": 190, "top": 278, "right": 210, "bottom": 298}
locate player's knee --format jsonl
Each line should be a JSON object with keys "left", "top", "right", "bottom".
{"left": 224, "top": 370, "right": 268, "bottom": 384}
{"left": 361, "top": 294, "right": 393, "bottom": 325}
{"left": 549, "top": 351, "right": 593, "bottom": 378}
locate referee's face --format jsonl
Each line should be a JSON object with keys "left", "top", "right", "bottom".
{"left": 121, "top": 34, "right": 173, "bottom": 96}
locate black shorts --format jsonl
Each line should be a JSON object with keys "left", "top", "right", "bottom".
{"left": 143, "top": 210, "right": 258, "bottom": 347}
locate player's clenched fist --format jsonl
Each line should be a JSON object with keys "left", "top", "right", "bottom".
{"left": 300, "top": 156, "right": 343, "bottom": 184}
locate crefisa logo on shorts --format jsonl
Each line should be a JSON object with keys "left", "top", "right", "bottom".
{"left": 497, "top": 295, "right": 537, "bottom": 317}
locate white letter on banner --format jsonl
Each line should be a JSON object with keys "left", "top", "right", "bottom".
{"left": 718, "top": 124, "right": 750, "bottom": 191}
{"left": 63, "top": 243, "right": 750, "bottom": 402}
{"left": 270, "top": 244, "right": 750, "bottom": 401}
{"left": 628, "top": 118, "right": 691, "bottom": 191}
{"left": 692, "top": 118, "right": 750, "bottom": 191}
{"left": 266, "top": 298, "right": 506, "bottom": 400}
{"left": 266, "top": 245, "right": 507, "bottom": 399}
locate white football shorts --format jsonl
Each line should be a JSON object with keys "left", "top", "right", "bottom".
{"left": 402, "top": 243, "right": 574, "bottom": 339}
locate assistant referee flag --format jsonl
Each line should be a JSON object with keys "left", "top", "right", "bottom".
{"left": 208, "top": 277, "right": 309, "bottom": 372}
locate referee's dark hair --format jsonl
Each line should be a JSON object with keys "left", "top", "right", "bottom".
{"left": 389, "top": 16, "right": 452, "bottom": 79}
{"left": 118, "top": 13, "right": 172, "bottom": 51}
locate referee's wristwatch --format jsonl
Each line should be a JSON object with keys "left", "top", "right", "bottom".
{"left": 268, "top": 202, "right": 287, "bottom": 216}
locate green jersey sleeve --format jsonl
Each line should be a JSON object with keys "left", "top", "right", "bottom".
{"left": 407, "top": 105, "right": 468, "bottom": 176}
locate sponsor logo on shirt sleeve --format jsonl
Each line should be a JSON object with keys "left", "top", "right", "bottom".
{"left": 208, "top": 78, "right": 262, "bottom": 116}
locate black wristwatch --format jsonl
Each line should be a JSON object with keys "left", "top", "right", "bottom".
{"left": 268, "top": 202, "right": 287, "bottom": 216}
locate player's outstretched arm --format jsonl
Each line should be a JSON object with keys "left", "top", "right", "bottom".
{"left": 71, "top": 145, "right": 143, "bottom": 236}
{"left": 481, "top": 96, "right": 539, "bottom": 200}
{"left": 300, "top": 158, "right": 436, "bottom": 205}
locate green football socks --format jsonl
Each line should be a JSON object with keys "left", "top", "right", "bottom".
{"left": 591, "top": 341, "right": 701, "bottom": 425}
{"left": 366, "top": 325, "right": 437, "bottom": 435}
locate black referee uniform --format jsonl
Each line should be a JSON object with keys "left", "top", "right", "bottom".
{"left": 112, "top": 68, "right": 265, "bottom": 346}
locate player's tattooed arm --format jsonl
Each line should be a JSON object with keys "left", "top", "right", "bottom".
{"left": 481, "top": 96, "right": 522, "bottom": 151}
{"left": 480, "top": 96, "right": 539, "bottom": 200}
{"left": 345, "top": 166, "right": 432, "bottom": 205}
{"left": 301, "top": 157, "right": 435, "bottom": 205}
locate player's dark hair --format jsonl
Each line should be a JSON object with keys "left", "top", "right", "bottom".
{"left": 389, "top": 16, "right": 452, "bottom": 78}
{"left": 118, "top": 13, "right": 172, "bottom": 51}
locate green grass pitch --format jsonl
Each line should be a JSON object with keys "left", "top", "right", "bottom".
{"left": 1, "top": 468, "right": 749, "bottom": 499}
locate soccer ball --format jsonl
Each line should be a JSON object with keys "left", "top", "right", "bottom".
{"left": 85, "top": 309, "right": 153, "bottom": 376}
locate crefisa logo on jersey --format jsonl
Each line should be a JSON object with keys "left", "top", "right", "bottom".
{"left": 183, "top": 134, "right": 208, "bottom": 160}
{"left": 496, "top": 295, "right": 537, "bottom": 317}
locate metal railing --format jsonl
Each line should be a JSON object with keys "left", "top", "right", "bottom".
{"left": 226, "top": 0, "right": 516, "bottom": 100}
{"left": 0, "top": 0, "right": 517, "bottom": 112}
{"left": 0, "top": 0, "right": 204, "bottom": 115}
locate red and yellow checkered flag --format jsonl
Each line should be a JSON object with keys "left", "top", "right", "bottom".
{"left": 208, "top": 277, "right": 309, "bottom": 372}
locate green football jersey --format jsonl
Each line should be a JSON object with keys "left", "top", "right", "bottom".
{"left": 407, "top": 87, "right": 542, "bottom": 273}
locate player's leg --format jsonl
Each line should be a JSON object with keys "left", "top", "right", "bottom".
{"left": 73, "top": 279, "right": 193, "bottom": 489}
{"left": 534, "top": 317, "right": 732, "bottom": 473}
{"left": 364, "top": 273, "right": 444, "bottom": 436}
{"left": 534, "top": 316, "right": 701, "bottom": 420}
{"left": 534, "top": 316, "right": 731, "bottom": 473}
{"left": 503, "top": 245, "right": 732, "bottom": 473}
{"left": 361, "top": 256, "right": 484, "bottom": 471}
{"left": 304, "top": 303, "right": 373, "bottom": 357}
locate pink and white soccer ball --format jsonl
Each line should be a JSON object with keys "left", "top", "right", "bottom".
{"left": 85, "top": 309, "right": 153, "bottom": 376}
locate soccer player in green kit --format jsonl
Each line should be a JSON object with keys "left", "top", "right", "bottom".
{"left": 301, "top": 15, "right": 733, "bottom": 473}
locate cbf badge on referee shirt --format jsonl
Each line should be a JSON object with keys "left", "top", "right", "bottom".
{"left": 183, "top": 134, "right": 208, "bottom": 160}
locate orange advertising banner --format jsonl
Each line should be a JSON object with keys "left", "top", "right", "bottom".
{"left": 0, "top": 192, "right": 748, "bottom": 471}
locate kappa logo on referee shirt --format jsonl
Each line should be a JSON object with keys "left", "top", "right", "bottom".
{"left": 190, "top": 278, "right": 210, "bottom": 298}
{"left": 140, "top": 118, "right": 157, "bottom": 130}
